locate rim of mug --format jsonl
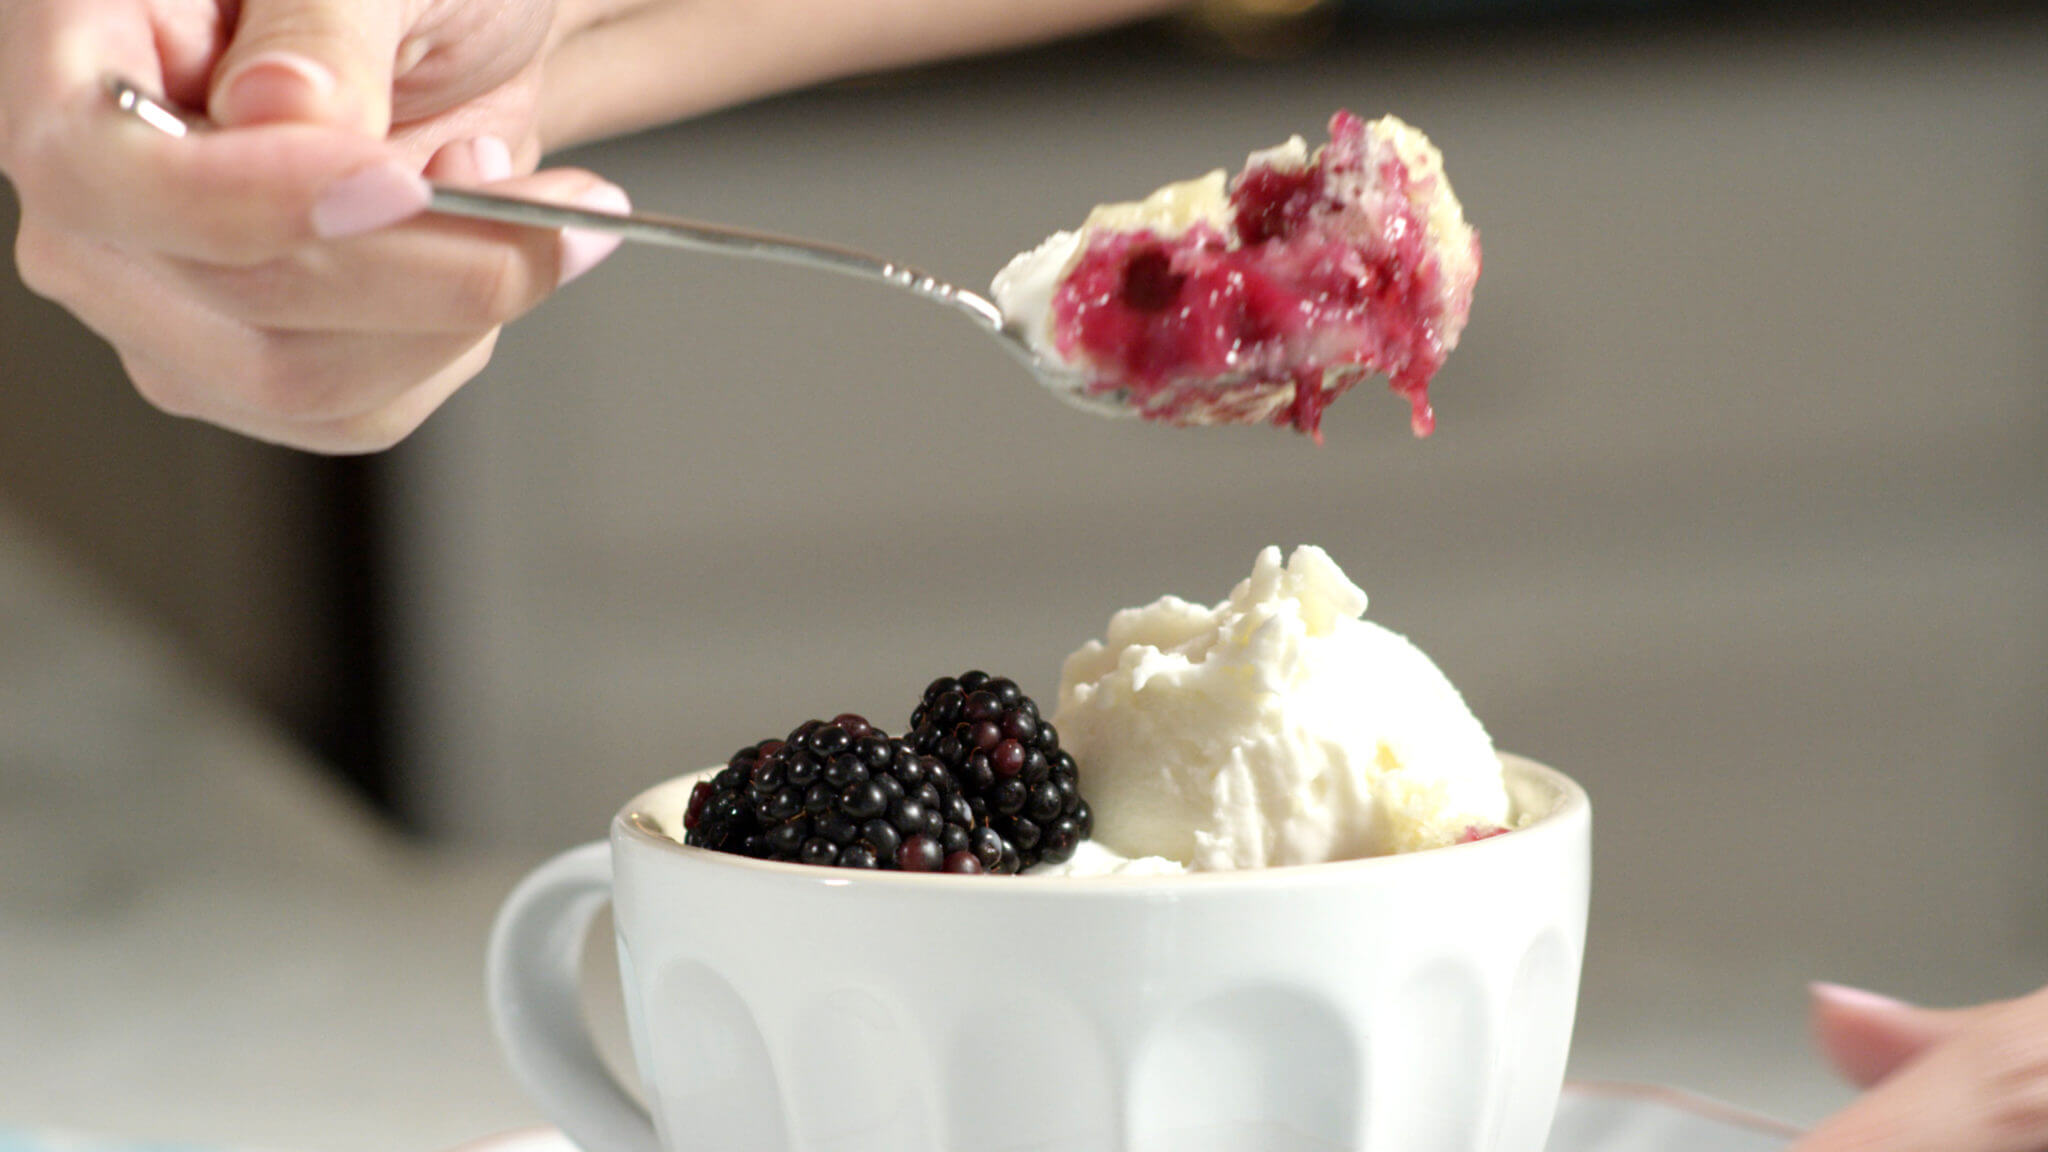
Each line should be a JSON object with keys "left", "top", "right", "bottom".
{"left": 610, "top": 753, "right": 1587, "bottom": 890}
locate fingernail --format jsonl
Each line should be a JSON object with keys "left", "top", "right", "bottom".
{"left": 1811, "top": 982, "right": 1913, "bottom": 1014}
{"left": 313, "top": 162, "right": 432, "bottom": 239}
{"left": 558, "top": 183, "right": 629, "bottom": 287}
{"left": 471, "top": 136, "right": 514, "bottom": 184}
{"left": 219, "top": 51, "right": 335, "bottom": 124}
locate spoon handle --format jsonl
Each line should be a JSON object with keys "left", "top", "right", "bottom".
{"left": 426, "top": 187, "right": 1006, "bottom": 331}
{"left": 105, "top": 75, "right": 1006, "bottom": 333}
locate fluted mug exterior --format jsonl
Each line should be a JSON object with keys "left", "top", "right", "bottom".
{"left": 488, "top": 754, "right": 1589, "bottom": 1152}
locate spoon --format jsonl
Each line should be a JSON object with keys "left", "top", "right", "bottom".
{"left": 105, "top": 76, "right": 1122, "bottom": 416}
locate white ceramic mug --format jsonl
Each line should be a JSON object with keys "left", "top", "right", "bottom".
{"left": 487, "top": 754, "right": 1590, "bottom": 1152}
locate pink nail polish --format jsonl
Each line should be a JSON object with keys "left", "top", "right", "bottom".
{"left": 313, "top": 163, "right": 431, "bottom": 239}
{"left": 1811, "top": 982, "right": 1913, "bottom": 1014}
{"left": 558, "top": 184, "right": 630, "bottom": 287}
{"left": 471, "top": 136, "right": 514, "bottom": 184}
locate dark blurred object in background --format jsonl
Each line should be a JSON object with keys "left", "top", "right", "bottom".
{"left": 1171, "top": 0, "right": 2047, "bottom": 56}
{"left": 0, "top": 181, "right": 395, "bottom": 813}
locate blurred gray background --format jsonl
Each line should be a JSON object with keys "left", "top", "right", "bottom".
{"left": 2, "top": 2, "right": 2045, "bottom": 1147}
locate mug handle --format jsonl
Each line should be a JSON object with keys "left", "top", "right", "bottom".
{"left": 487, "top": 841, "right": 661, "bottom": 1152}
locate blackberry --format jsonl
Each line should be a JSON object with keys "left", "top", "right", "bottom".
{"left": 907, "top": 671, "right": 1092, "bottom": 871}
{"left": 682, "top": 713, "right": 996, "bottom": 872}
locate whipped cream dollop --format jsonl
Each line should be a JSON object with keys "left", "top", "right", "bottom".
{"left": 1049, "top": 546, "right": 1508, "bottom": 872}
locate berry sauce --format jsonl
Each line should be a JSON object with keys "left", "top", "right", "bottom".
{"left": 1048, "top": 111, "right": 1476, "bottom": 440}
{"left": 1457, "top": 824, "right": 1511, "bottom": 844}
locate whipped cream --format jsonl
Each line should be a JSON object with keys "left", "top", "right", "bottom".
{"left": 1031, "top": 839, "right": 1187, "bottom": 878}
{"left": 1050, "top": 546, "right": 1508, "bottom": 871}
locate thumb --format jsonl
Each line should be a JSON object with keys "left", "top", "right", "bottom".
{"left": 1809, "top": 982, "right": 1971, "bottom": 1088}
{"left": 208, "top": 0, "right": 405, "bottom": 135}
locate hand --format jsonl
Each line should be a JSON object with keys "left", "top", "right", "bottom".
{"left": 0, "top": 0, "right": 628, "bottom": 452}
{"left": 1794, "top": 980, "right": 2048, "bottom": 1151}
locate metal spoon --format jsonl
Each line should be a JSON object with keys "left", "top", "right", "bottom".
{"left": 105, "top": 76, "right": 1120, "bottom": 416}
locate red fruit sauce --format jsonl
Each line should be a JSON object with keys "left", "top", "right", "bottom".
{"left": 1049, "top": 111, "right": 1479, "bottom": 441}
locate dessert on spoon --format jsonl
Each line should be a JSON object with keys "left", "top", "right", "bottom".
{"left": 997, "top": 112, "right": 1480, "bottom": 439}
{"left": 111, "top": 80, "right": 1476, "bottom": 437}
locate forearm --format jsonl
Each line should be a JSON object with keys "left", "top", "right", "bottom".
{"left": 539, "top": 0, "right": 1186, "bottom": 151}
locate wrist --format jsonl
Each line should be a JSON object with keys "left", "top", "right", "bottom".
{"left": 536, "top": 0, "right": 677, "bottom": 151}
{"left": 545, "top": 0, "right": 635, "bottom": 51}
{"left": 535, "top": 0, "right": 1189, "bottom": 154}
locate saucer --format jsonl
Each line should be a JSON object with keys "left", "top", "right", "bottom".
{"left": 450, "top": 1080, "right": 1798, "bottom": 1152}
{"left": 1548, "top": 1081, "right": 1799, "bottom": 1150}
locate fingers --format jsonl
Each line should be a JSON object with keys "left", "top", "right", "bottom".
{"left": 1, "top": 0, "right": 578, "bottom": 454}
{"left": 164, "top": 168, "right": 625, "bottom": 334}
{"left": 121, "top": 334, "right": 500, "bottom": 455}
{"left": 0, "top": 4, "right": 422, "bottom": 264}
{"left": 23, "top": 226, "right": 484, "bottom": 424}
{"left": 16, "top": 159, "right": 628, "bottom": 453}
{"left": 208, "top": 0, "right": 406, "bottom": 135}
{"left": 1794, "top": 984, "right": 2048, "bottom": 1152}
{"left": 1810, "top": 982, "right": 1974, "bottom": 1088}
{"left": 5, "top": 6, "right": 411, "bottom": 247}
{"left": 15, "top": 88, "right": 423, "bottom": 264}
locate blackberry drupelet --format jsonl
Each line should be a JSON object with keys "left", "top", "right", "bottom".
{"left": 908, "top": 671, "right": 1093, "bottom": 871}
{"left": 682, "top": 713, "right": 996, "bottom": 872}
